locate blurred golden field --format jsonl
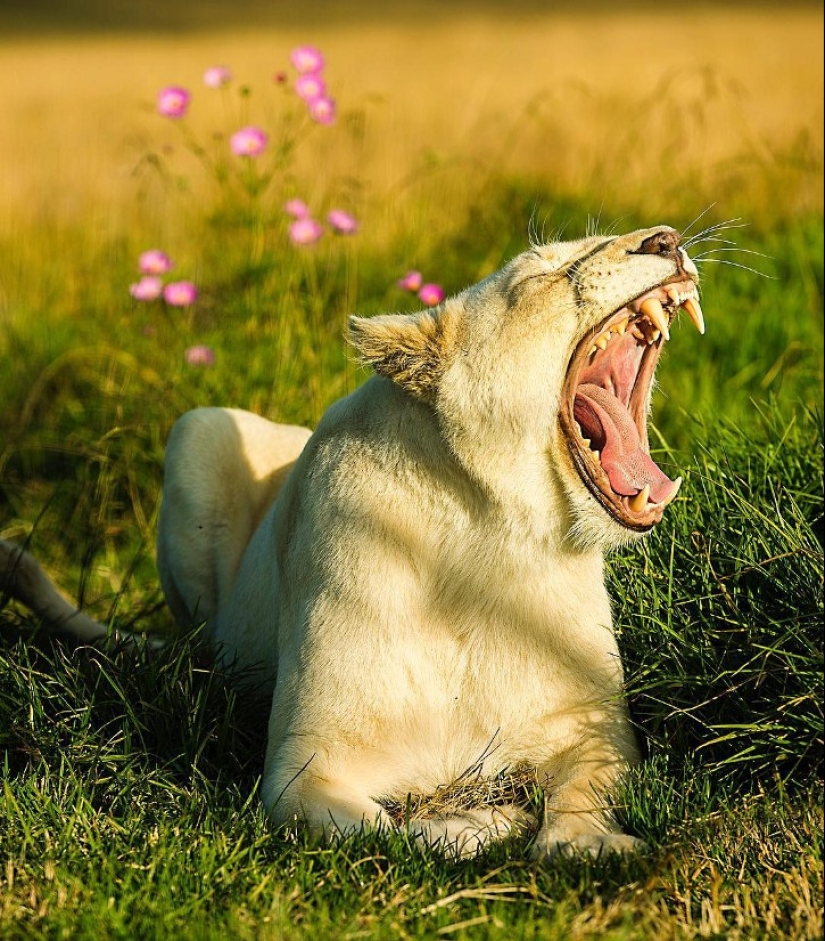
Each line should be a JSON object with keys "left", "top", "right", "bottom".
{"left": 1, "top": 3, "right": 822, "bottom": 244}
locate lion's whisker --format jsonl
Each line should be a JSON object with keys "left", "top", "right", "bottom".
{"left": 681, "top": 203, "right": 717, "bottom": 239}
{"left": 683, "top": 218, "right": 747, "bottom": 249}
{"left": 694, "top": 258, "right": 774, "bottom": 278}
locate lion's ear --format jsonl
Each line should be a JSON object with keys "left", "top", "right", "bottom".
{"left": 348, "top": 306, "right": 460, "bottom": 401}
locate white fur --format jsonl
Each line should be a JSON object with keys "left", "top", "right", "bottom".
{"left": 2, "top": 227, "right": 695, "bottom": 859}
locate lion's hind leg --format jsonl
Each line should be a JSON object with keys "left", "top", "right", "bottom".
{"left": 157, "top": 408, "right": 311, "bottom": 637}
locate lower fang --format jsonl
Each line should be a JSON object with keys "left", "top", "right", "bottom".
{"left": 660, "top": 476, "right": 683, "bottom": 508}
{"left": 639, "top": 296, "right": 670, "bottom": 341}
{"left": 629, "top": 485, "right": 650, "bottom": 513}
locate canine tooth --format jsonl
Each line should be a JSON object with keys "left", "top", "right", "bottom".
{"left": 639, "top": 297, "right": 670, "bottom": 341}
{"left": 683, "top": 296, "right": 706, "bottom": 335}
{"left": 660, "top": 476, "right": 683, "bottom": 508}
{"left": 629, "top": 485, "right": 650, "bottom": 513}
{"left": 596, "top": 334, "right": 609, "bottom": 350}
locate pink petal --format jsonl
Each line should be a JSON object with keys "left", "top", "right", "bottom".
{"left": 138, "top": 249, "right": 173, "bottom": 275}
{"left": 397, "top": 270, "right": 423, "bottom": 292}
{"left": 289, "top": 218, "right": 324, "bottom": 245}
{"left": 295, "top": 73, "right": 326, "bottom": 102}
{"left": 284, "top": 198, "right": 311, "bottom": 219}
{"left": 307, "top": 96, "right": 336, "bottom": 125}
{"left": 203, "top": 66, "right": 232, "bottom": 88}
{"left": 185, "top": 345, "right": 216, "bottom": 366}
{"left": 290, "top": 45, "right": 325, "bottom": 74}
{"left": 418, "top": 283, "right": 445, "bottom": 306}
{"left": 230, "top": 126, "right": 268, "bottom": 157}
{"left": 129, "top": 276, "right": 163, "bottom": 301}
{"left": 163, "top": 281, "right": 198, "bottom": 306}
{"left": 157, "top": 86, "right": 190, "bottom": 119}
{"left": 327, "top": 209, "right": 358, "bottom": 235}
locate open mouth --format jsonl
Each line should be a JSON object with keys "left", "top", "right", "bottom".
{"left": 560, "top": 279, "right": 705, "bottom": 531}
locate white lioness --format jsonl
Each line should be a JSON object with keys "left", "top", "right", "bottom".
{"left": 1, "top": 225, "right": 704, "bottom": 859}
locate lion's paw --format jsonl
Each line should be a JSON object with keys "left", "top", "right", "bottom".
{"left": 410, "top": 804, "right": 535, "bottom": 859}
{"left": 531, "top": 829, "right": 646, "bottom": 862}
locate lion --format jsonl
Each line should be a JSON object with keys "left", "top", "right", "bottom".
{"left": 0, "top": 225, "right": 704, "bottom": 859}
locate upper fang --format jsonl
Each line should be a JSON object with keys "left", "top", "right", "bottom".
{"left": 683, "top": 297, "right": 706, "bottom": 335}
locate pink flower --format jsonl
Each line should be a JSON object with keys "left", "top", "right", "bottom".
{"left": 290, "top": 45, "right": 325, "bottom": 74}
{"left": 138, "top": 249, "right": 173, "bottom": 275}
{"left": 129, "top": 276, "right": 163, "bottom": 301}
{"left": 289, "top": 218, "right": 324, "bottom": 245}
{"left": 163, "top": 281, "right": 198, "bottom": 306}
{"left": 397, "top": 270, "right": 423, "bottom": 292}
{"left": 327, "top": 209, "right": 358, "bottom": 235}
{"left": 203, "top": 66, "right": 232, "bottom": 88}
{"left": 295, "top": 72, "right": 326, "bottom": 102}
{"left": 157, "top": 86, "right": 190, "bottom": 119}
{"left": 185, "top": 345, "right": 216, "bottom": 366}
{"left": 284, "top": 198, "right": 310, "bottom": 219}
{"left": 307, "top": 96, "right": 336, "bottom": 125}
{"left": 230, "top": 126, "right": 268, "bottom": 157}
{"left": 418, "top": 283, "right": 445, "bottom": 306}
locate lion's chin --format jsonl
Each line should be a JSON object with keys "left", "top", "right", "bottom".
{"left": 559, "top": 277, "right": 704, "bottom": 532}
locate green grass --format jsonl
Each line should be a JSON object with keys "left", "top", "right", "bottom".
{"left": 1, "top": 265, "right": 822, "bottom": 939}
{"left": 0, "top": 50, "right": 823, "bottom": 940}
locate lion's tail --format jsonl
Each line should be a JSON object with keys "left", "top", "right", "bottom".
{"left": 0, "top": 538, "right": 161, "bottom": 649}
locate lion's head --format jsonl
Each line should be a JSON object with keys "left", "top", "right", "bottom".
{"left": 349, "top": 226, "right": 704, "bottom": 549}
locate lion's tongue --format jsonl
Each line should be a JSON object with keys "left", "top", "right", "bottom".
{"left": 574, "top": 383, "right": 672, "bottom": 502}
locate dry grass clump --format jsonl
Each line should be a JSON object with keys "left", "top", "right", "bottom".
{"left": 379, "top": 764, "right": 541, "bottom": 827}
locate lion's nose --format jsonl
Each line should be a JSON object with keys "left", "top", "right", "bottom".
{"left": 635, "top": 230, "right": 681, "bottom": 256}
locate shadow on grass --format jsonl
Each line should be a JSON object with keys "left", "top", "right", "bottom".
{"left": 0, "top": 615, "right": 269, "bottom": 794}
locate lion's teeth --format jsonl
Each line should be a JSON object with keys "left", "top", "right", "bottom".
{"left": 629, "top": 485, "right": 650, "bottom": 513}
{"left": 614, "top": 318, "right": 628, "bottom": 335}
{"left": 683, "top": 296, "right": 706, "bottom": 335}
{"left": 649, "top": 329, "right": 661, "bottom": 345}
{"left": 596, "top": 334, "right": 609, "bottom": 350}
{"left": 593, "top": 450, "right": 601, "bottom": 462}
{"left": 639, "top": 297, "right": 670, "bottom": 341}
{"left": 660, "top": 476, "right": 683, "bottom": 508}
